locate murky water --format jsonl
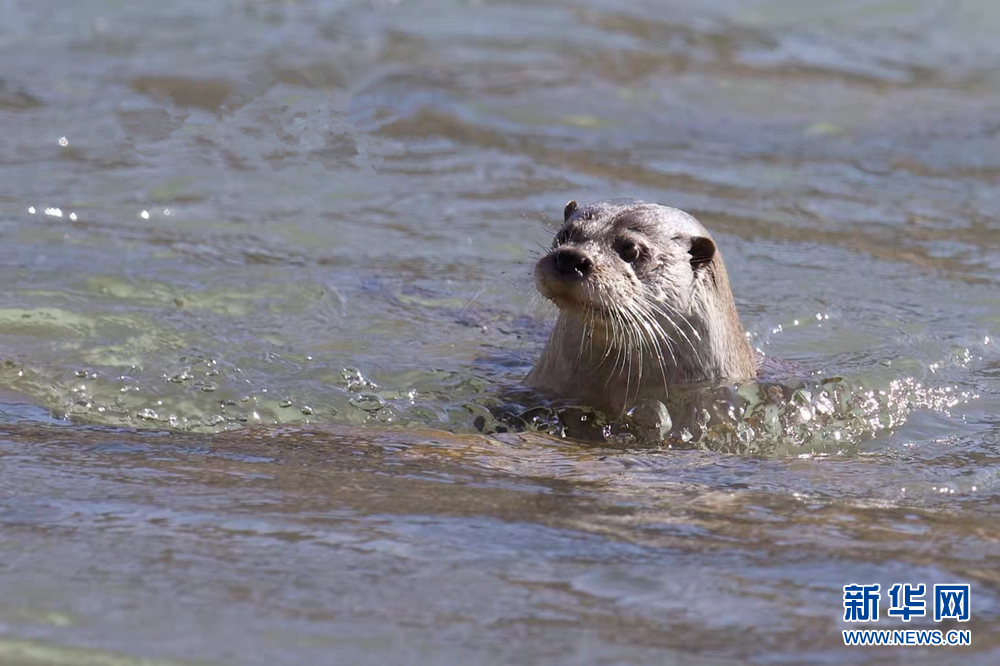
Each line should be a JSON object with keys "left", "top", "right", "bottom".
{"left": 1, "top": 0, "right": 999, "bottom": 664}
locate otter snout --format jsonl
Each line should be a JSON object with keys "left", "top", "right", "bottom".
{"left": 535, "top": 246, "right": 597, "bottom": 309}
{"left": 552, "top": 248, "right": 593, "bottom": 279}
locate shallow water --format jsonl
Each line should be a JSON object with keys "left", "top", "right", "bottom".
{"left": 1, "top": 0, "right": 999, "bottom": 664}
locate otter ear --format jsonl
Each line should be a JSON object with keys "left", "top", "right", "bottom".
{"left": 563, "top": 200, "right": 578, "bottom": 222}
{"left": 689, "top": 236, "right": 716, "bottom": 270}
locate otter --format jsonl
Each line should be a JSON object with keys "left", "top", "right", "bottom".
{"left": 526, "top": 199, "right": 757, "bottom": 417}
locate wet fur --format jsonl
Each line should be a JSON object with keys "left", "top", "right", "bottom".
{"left": 526, "top": 199, "right": 757, "bottom": 416}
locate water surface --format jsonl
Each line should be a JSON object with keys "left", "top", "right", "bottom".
{"left": 1, "top": 0, "right": 999, "bottom": 664}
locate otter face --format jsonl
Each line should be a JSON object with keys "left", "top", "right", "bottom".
{"left": 535, "top": 199, "right": 717, "bottom": 319}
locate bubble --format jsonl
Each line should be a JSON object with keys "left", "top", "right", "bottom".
{"left": 342, "top": 367, "right": 377, "bottom": 390}
{"left": 625, "top": 400, "right": 672, "bottom": 442}
{"left": 140, "top": 210, "right": 150, "bottom": 219}
{"left": 279, "top": 399, "right": 293, "bottom": 408}
{"left": 137, "top": 408, "right": 159, "bottom": 420}
{"left": 350, "top": 392, "right": 385, "bottom": 412}
{"left": 300, "top": 406, "right": 314, "bottom": 415}
{"left": 27, "top": 206, "right": 35, "bottom": 215}
{"left": 58, "top": 137, "right": 68, "bottom": 147}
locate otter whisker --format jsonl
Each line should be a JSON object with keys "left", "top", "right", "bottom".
{"left": 632, "top": 299, "right": 677, "bottom": 366}
{"left": 617, "top": 303, "right": 644, "bottom": 400}
{"left": 631, "top": 303, "right": 672, "bottom": 397}
{"left": 645, "top": 298, "right": 704, "bottom": 367}
{"left": 596, "top": 293, "right": 619, "bottom": 371}
{"left": 609, "top": 301, "right": 628, "bottom": 377}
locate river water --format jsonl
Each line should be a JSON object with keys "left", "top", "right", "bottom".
{"left": 1, "top": 0, "right": 999, "bottom": 664}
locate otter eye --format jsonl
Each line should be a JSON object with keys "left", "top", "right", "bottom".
{"left": 617, "top": 240, "right": 641, "bottom": 263}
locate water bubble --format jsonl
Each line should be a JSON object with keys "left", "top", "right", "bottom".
{"left": 201, "top": 384, "right": 217, "bottom": 392}
{"left": 69, "top": 212, "right": 77, "bottom": 221}
{"left": 137, "top": 408, "right": 159, "bottom": 420}
{"left": 736, "top": 421, "right": 756, "bottom": 445}
{"left": 140, "top": 210, "right": 150, "bottom": 220}
{"left": 201, "top": 414, "right": 225, "bottom": 427}
{"left": 342, "top": 367, "right": 376, "bottom": 390}
{"left": 27, "top": 206, "right": 35, "bottom": 215}
{"left": 279, "top": 399, "right": 293, "bottom": 408}
{"left": 58, "top": 137, "right": 68, "bottom": 147}
{"left": 163, "top": 208, "right": 171, "bottom": 216}
{"left": 300, "top": 406, "right": 314, "bottom": 415}
{"left": 45, "top": 207, "right": 63, "bottom": 217}
{"left": 625, "top": 400, "right": 672, "bottom": 442}
{"left": 350, "top": 392, "right": 385, "bottom": 412}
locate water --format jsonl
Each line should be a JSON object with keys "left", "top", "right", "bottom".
{"left": 1, "top": 0, "right": 999, "bottom": 663}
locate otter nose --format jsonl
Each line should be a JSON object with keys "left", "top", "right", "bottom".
{"left": 553, "top": 248, "right": 593, "bottom": 278}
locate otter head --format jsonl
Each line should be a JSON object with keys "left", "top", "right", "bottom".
{"left": 535, "top": 199, "right": 718, "bottom": 320}
{"left": 528, "top": 198, "right": 756, "bottom": 415}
